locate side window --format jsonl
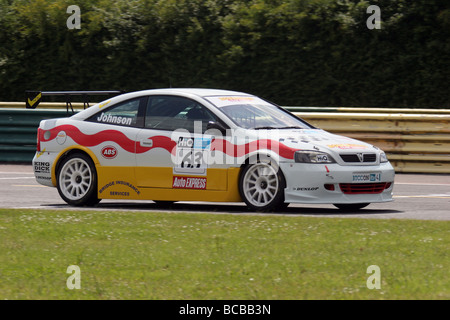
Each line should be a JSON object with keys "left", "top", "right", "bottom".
{"left": 145, "top": 96, "right": 218, "bottom": 133}
{"left": 88, "top": 98, "right": 144, "bottom": 127}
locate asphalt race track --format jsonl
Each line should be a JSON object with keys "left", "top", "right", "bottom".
{"left": 0, "top": 164, "right": 449, "bottom": 220}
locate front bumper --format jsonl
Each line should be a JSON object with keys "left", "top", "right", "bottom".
{"left": 281, "top": 162, "right": 395, "bottom": 204}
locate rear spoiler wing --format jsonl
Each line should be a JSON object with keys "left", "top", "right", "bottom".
{"left": 26, "top": 90, "right": 123, "bottom": 113}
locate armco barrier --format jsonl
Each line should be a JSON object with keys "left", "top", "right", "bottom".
{"left": 285, "top": 106, "right": 450, "bottom": 114}
{"left": 0, "top": 108, "right": 74, "bottom": 162}
{"left": 294, "top": 112, "right": 450, "bottom": 173}
{"left": 0, "top": 103, "right": 449, "bottom": 173}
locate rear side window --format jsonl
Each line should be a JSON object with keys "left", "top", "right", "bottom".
{"left": 88, "top": 98, "right": 144, "bottom": 127}
{"left": 145, "top": 96, "right": 218, "bottom": 133}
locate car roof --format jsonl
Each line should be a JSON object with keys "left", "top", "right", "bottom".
{"left": 130, "top": 88, "right": 252, "bottom": 98}
{"left": 71, "top": 88, "right": 254, "bottom": 120}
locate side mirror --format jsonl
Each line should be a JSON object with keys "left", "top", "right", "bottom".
{"left": 206, "top": 121, "right": 227, "bottom": 136}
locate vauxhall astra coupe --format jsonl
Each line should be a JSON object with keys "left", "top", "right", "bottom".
{"left": 32, "top": 88, "right": 395, "bottom": 211}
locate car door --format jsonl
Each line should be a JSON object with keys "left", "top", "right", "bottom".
{"left": 84, "top": 96, "right": 146, "bottom": 198}
{"left": 135, "top": 95, "right": 227, "bottom": 190}
{"left": 85, "top": 96, "right": 145, "bottom": 164}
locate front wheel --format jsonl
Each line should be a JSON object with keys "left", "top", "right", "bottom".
{"left": 239, "top": 162, "right": 287, "bottom": 212}
{"left": 57, "top": 153, "right": 100, "bottom": 206}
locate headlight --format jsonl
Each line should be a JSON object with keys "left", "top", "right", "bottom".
{"left": 295, "top": 151, "right": 336, "bottom": 163}
{"left": 380, "top": 151, "right": 388, "bottom": 163}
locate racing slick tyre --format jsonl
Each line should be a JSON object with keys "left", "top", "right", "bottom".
{"left": 239, "top": 161, "right": 288, "bottom": 212}
{"left": 57, "top": 153, "right": 100, "bottom": 206}
{"left": 333, "top": 203, "right": 370, "bottom": 211}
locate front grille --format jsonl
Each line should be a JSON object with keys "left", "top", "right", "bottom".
{"left": 339, "top": 183, "right": 388, "bottom": 194}
{"left": 340, "top": 153, "right": 377, "bottom": 163}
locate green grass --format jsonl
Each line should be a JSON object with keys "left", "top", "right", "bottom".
{"left": 0, "top": 209, "right": 448, "bottom": 300}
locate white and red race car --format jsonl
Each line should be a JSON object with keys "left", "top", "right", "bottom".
{"left": 32, "top": 88, "right": 395, "bottom": 211}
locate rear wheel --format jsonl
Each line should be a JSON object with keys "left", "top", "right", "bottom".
{"left": 239, "top": 162, "right": 287, "bottom": 212}
{"left": 333, "top": 203, "right": 370, "bottom": 211}
{"left": 57, "top": 153, "right": 100, "bottom": 206}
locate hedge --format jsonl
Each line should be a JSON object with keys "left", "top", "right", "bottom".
{"left": 0, "top": 0, "right": 449, "bottom": 107}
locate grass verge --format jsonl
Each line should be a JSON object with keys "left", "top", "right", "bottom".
{"left": 0, "top": 208, "right": 448, "bottom": 299}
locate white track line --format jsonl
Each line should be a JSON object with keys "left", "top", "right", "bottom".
{"left": 0, "top": 177, "right": 35, "bottom": 180}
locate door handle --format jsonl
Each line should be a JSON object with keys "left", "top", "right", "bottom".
{"left": 140, "top": 139, "right": 153, "bottom": 147}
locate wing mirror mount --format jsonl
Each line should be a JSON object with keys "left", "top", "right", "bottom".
{"left": 206, "top": 121, "right": 227, "bottom": 136}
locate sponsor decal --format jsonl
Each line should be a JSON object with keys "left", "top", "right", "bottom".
{"left": 36, "top": 175, "right": 51, "bottom": 180}
{"left": 172, "top": 176, "right": 207, "bottom": 190}
{"left": 327, "top": 144, "right": 368, "bottom": 149}
{"left": 177, "top": 137, "right": 212, "bottom": 149}
{"left": 56, "top": 131, "right": 67, "bottom": 145}
{"left": 110, "top": 191, "right": 129, "bottom": 197}
{"left": 178, "top": 137, "right": 195, "bottom": 148}
{"left": 115, "top": 180, "right": 140, "bottom": 194}
{"left": 26, "top": 92, "right": 42, "bottom": 109}
{"left": 205, "top": 96, "right": 269, "bottom": 108}
{"left": 96, "top": 112, "right": 133, "bottom": 126}
{"left": 101, "top": 145, "right": 118, "bottom": 159}
{"left": 98, "top": 100, "right": 111, "bottom": 109}
{"left": 36, "top": 149, "right": 46, "bottom": 159}
{"left": 316, "top": 154, "right": 330, "bottom": 162}
{"left": 352, "top": 173, "right": 381, "bottom": 182}
{"left": 99, "top": 181, "right": 115, "bottom": 194}
{"left": 218, "top": 97, "right": 255, "bottom": 102}
{"left": 175, "top": 137, "right": 212, "bottom": 175}
{"left": 293, "top": 186, "right": 319, "bottom": 191}
{"left": 99, "top": 180, "right": 140, "bottom": 195}
{"left": 34, "top": 161, "right": 50, "bottom": 173}
{"left": 194, "top": 138, "right": 212, "bottom": 149}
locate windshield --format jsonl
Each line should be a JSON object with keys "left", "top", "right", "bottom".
{"left": 205, "top": 96, "right": 313, "bottom": 130}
